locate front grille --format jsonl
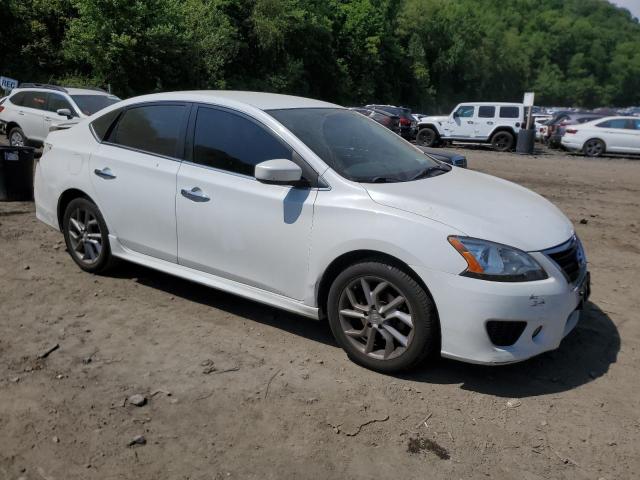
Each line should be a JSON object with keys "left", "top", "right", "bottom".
{"left": 545, "top": 236, "right": 584, "bottom": 284}
{"left": 486, "top": 321, "right": 527, "bottom": 347}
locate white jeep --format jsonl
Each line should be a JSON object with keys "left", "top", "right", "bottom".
{"left": 416, "top": 102, "right": 525, "bottom": 152}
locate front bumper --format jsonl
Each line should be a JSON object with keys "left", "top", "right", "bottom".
{"left": 412, "top": 253, "right": 589, "bottom": 365}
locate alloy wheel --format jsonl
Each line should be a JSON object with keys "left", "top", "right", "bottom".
{"left": 584, "top": 139, "right": 604, "bottom": 157}
{"left": 67, "top": 207, "right": 103, "bottom": 265}
{"left": 10, "top": 131, "right": 24, "bottom": 147}
{"left": 338, "top": 276, "right": 414, "bottom": 360}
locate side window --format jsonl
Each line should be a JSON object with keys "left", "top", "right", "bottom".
{"left": 22, "top": 92, "right": 48, "bottom": 110}
{"left": 111, "top": 104, "right": 186, "bottom": 158}
{"left": 454, "top": 106, "right": 475, "bottom": 118}
{"left": 192, "top": 107, "right": 292, "bottom": 176}
{"left": 91, "top": 108, "right": 123, "bottom": 141}
{"left": 9, "top": 92, "right": 26, "bottom": 106}
{"left": 596, "top": 120, "right": 610, "bottom": 128}
{"left": 633, "top": 119, "right": 640, "bottom": 131}
{"left": 47, "top": 93, "right": 74, "bottom": 115}
{"left": 478, "top": 106, "right": 495, "bottom": 118}
{"left": 608, "top": 119, "right": 628, "bottom": 129}
{"left": 499, "top": 106, "right": 520, "bottom": 118}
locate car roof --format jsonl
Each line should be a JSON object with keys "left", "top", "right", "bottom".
{"left": 11, "top": 86, "right": 114, "bottom": 96}
{"left": 119, "top": 91, "right": 340, "bottom": 111}
{"left": 458, "top": 102, "right": 523, "bottom": 107}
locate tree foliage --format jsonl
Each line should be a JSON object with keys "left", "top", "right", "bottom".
{"left": 1, "top": 0, "right": 639, "bottom": 110}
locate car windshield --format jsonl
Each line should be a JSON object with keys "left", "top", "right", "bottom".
{"left": 71, "top": 94, "right": 121, "bottom": 116}
{"left": 268, "top": 108, "right": 441, "bottom": 183}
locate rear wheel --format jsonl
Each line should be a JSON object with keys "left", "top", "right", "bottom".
{"left": 416, "top": 127, "right": 438, "bottom": 147}
{"left": 8, "top": 127, "right": 25, "bottom": 147}
{"left": 63, "top": 198, "right": 115, "bottom": 273}
{"left": 491, "top": 131, "right": 514, "bottom": 152}
{"left": 327, "top": 261, "right": 438, "bottom": 372}
{"left": 583, "top": 139, "right": 605, "bottom": 157}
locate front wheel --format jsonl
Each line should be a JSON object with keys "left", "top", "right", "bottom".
{"left": 416, "top": 127, "right": 438, "bottom": 147}
{"left": 327, "top": 261, "right": 438, "bottom": 372}
{"left": 491, "top": 131, "right": 514, "bottom": 152}
{"left": 63, "top": 197, "right": 115, "bottom": 273}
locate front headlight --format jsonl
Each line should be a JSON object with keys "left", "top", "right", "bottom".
{"left": 448, "top": 236, "right": 547, "bottom": 282}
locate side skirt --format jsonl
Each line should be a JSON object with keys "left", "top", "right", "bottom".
{"left": 109, "top": 235, "right": 320, "bottom": 320}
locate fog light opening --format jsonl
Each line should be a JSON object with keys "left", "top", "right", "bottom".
{"left": 532, "top": 326, "right": 543, "bottom": 339}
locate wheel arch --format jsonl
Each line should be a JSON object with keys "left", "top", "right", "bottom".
{"left": 489, "top": 126, "right": 516, "bottom": 140}
{"left": 316, "top": 249, "right": 440, "bottom": 327}
{"left": 417, "top": 123, "right": 441, "bottom": 137}
{"left": 5, "top": 121, "right": 22, "bottom": 135}
{"left": 57, "top": 188, "right": 97, "bottom": 231}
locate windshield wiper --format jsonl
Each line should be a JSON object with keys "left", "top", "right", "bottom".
{"left": 409, "top": 164, "right": 452, "bottom": 181}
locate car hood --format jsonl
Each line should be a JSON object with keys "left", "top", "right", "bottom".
{"left": 362, "top": 167, "right": 573, "bottom": 252}
{"left": 421, "top": 115, "right": 448, "bottom": 123}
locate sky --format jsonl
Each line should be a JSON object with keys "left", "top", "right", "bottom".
{"left": 609, "top": 0, "right": 640, "bottom": 19}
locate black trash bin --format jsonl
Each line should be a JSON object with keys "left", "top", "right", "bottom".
{"left": 516, "top": 128, "right": 535, "bottom": 155}
{"left": 0, "top": 146, "right": 36, "bottom": 201}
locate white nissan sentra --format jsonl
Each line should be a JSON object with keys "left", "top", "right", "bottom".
{"left": 34, "top": 91, "right": 590, "bottom": 372}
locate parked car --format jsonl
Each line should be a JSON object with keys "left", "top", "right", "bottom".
{"left": 0, "top": 83, "right": 120, "bottom": 147}
{"left": 349, "top": 107, "right": 400, "bottom": 134}
{"left": 416, "top": 102, "right": 525, "bottom": 152}
{"left": 532, "top": 114, "right": 552, "bottom": 141}
{"left": 561, "top": 116, "right": 640, "bottom": 157}
{"left": 546, "top": 112, "right": 606, "bottom": 148}
{"left": 35, "top": 91, "right": 589, "bottom": 372}
{"left": 419, "top": 146, "right": 467, "bottom": 168}
{"left": 365, "top": 104, "right": 416, "bottom": 140}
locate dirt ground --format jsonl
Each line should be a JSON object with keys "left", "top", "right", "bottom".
{"left": 1, "top": 145, "right": 639, "bottom": 480}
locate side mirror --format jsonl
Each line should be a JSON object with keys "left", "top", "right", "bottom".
{"left": 255, "top": 159, "right": 302, "bottom": 184}
{"left": 452, "top": 111, "right": 459, "bottom": 118}
{"left": 57, "top": 108, "right": 73, "bottom": 119}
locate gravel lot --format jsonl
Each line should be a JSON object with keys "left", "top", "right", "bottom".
{"left": 1, "top": 144, "right": 639, "bottom": 479}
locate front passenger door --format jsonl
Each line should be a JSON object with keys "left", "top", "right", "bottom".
{"left": 447, "top": 105, "right": 475, "bottom": 138}
{"left": 176, "top": 105, "right": 317, "bottom": 300}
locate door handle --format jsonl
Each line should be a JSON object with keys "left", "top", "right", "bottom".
{"left": 486, "top": 121, "right": 494, "bottom": 125}
{"left": 44, "top": 117, "right": 53, "bottom": 121}
{"left": 18, "top": 111, "right": 25, "bottom": 115}
{"left": 181, "top": 187, "right": 210, "bottom": 203}
{"left": 467, "top": 121, "right": 474, "bottom": 124}
{"left": 94, "top": 167, "right": 116, "bottom": 180}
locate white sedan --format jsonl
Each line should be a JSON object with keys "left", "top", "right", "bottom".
{"left": 35, "top": 91, "right": 589, "bottom": 372}
{"left": 561, "top": 116, "right": 640, "bottom": 157}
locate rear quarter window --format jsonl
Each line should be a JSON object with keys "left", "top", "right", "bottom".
{"left": 9, "top": 92, "right": 26, "bottom": 106}
{"left": 499, "top": 106, "right": 520, "bottom": 118}
{"left": 91, "top": 108, "right": 123, "bottom": 141}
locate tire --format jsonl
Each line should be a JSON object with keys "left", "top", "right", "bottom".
{"left": 8, "top": 127, "right": 26, "bottom": 147}
{"left": 491, "top": 131, "right": 514, "bottom": 152}
{"left": 416, "top": 127, "right": 438, "bottom": 147}
{"left": 62, "top": 197, "right": 115, "bottom": 274}
{"left": 583, "top": 138, "right": 605, "bottom": 158}
{"left": 327, "top": 260, "right": 438, "bottom": 373}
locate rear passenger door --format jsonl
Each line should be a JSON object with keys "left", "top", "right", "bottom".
{"left": 17, "top": 91, "right": 48, "bottom": 142}
{"left": 474, "top": 106, "right": 496, "bottom": 139}
{"left": 89, "top": 102, "right": 189, "bottom": 262}
{"left": 175, "top": 105, "right": 317, "bottom": 300}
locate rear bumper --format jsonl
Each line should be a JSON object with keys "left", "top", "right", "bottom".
{"left": 561, "top": 138, "right": 583, "bottom": 151}
{"left": 412, "top": 254, "right": 589, "bottom": 365}
{"left": 0, "top": 120, "right": 6, "bottom": 136}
